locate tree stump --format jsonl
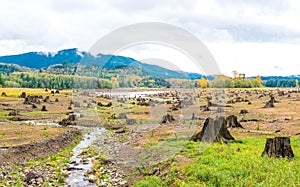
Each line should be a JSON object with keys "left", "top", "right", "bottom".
{"left": 239, "top": 109, "right": 248, "bottom": 115}
{"left": 263, "top": 95, "right": 277, "bottom": 108}
{"left": 261, "top": 137, "right": 294, "bottom": 159}
{"left": 160, "top": 114, "right": 175, "bottom": 124}
{"left": 19, "top": 92, "right": 26, "bottom": 98}
{"left": 41, "top": 105, "right": 48, "bottom": 111}
{"left": 59, "top": 114, "right": 76, "bottom": 126}
{"left": 8, "top": 110, "right": 19, "bottom": 116}
{"left": 190, "top": 117, "right": 235, "bottom": 143}
{"left": 43, "top": 96, "right": 50, "bottom": 103}
{"left": 226, "top": 115, "right": 244, "bottom": 128}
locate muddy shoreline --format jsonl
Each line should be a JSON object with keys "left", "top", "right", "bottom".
{"left": 0, "top": 128, "right": 81, "bottom": 166}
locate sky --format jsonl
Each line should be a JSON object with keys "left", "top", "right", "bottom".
{"left": 1, "top": 0, "right": 300, "bottom": 76}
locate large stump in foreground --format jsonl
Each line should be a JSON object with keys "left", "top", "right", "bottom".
{"left": 190, "top": 117, "right": 235, "bottom": 143}
{"left": 261, "top": 137, "right": 294, "bottom": 159}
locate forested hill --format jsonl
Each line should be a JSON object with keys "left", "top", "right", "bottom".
{"left": 0, "top": 48, "right": 201, "bottom": 80}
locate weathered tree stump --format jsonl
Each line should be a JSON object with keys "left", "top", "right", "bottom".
{"left": 261, "top": 137, "right": 294, "bottom": 159}
{"left": 74, "top": 102, "right": 81, "bottom": 107}
{"left": 41, "top": 105, "right": 48, "bottom": 111}
{"left": 160, "top": 114, "right": 175, "bottom": 124}
{"left": 191, "top": 113, "right": 196, "bottom": 120}
{"left": 200, "top": 105, "right": 210, "bottom": 111}
{"left": 226, "top": 115, "right": 244, "bottom": 128}
{"left": 239, "top": 109, "right": 248, "bottom": 115}
{"left": 263, "top": 95, "right": 277, "bottom": 108}
{"left": 19, "top": 92, "right": 26, "bottom": 98}
{"left": 43, "top": 96, "right": 50, "bottom": 103}
{"left": 8, "top": 110, "right": 19, "bottom": 116}
{"left": 59, "top": 114, "right": 76, "bottom": 126}
{"left": 190, "top": 117, "right": 235, "bottom": 143}
{"left": 24, "top": 95, "right": 41, "bottom": 104}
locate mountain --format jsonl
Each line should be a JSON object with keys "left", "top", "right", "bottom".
{"left": 0, "top": 48, "right": 201, "bottom": 79}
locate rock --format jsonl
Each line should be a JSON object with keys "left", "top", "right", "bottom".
{"left": 23, "top": 170, "right": 43, "bottom": 184}
{"left": 88, "top": 175, "right": 97, "bottom": 183}
{"left": 81, "top": 158, "right": 89, "bottom": 165}
{"left": 36, "top": 177, "right": 44, "bottom": 184}
{"left": 115, "top": 128, "right": 126, "bottom": 133}
{"left": 117, "top": 113, "right": 127, "bottom": 119}
{"left": 126, "top": 119, "right": 137, "bottom": 125}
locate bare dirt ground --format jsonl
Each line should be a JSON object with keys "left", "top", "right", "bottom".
{"left": 1, "top": 87, "right": 300, "bottom": 185}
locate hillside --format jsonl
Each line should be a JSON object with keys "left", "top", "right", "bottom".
{"left": 0, "top": 48, "right": 201, "bottom": 80}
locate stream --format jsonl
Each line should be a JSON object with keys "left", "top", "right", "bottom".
{"left": 23, "top": 121, "right": 106, "bottom": 186}
{"left": 65, "top": 127, "right": 106, "bottom": 186}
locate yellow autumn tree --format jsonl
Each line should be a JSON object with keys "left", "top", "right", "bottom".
{"left": 199, "top": 77, "right": 208, "bottom": 88}
{"left": 256, "top": 75, "right": 263, "bottom": 87}
{"left": 296, "top": 80, "right": 299, "bottom": 89}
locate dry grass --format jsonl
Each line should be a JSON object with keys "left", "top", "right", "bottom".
{"left": 0, "top": 123, "right": 71, "bottom": 147}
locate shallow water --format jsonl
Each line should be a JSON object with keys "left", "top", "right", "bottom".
{"left": 24, "top": 120, "right": 60, "bottom": 127}
{"left": 65, "top": 127, "right": 105, "bottom": 187}
{"left": 0, "top": 148, "right": 6, "bottom": 153}
{"left": 96, "top": 90, "right": 170, "bottom": 98}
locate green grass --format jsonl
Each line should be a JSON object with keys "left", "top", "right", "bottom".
{"left": 133, "top": 136, "right": 300, "bottom": 187}
{"left": 0, "top": 134, "right": 82, "bottom": 186}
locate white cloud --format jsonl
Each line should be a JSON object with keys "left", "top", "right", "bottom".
{"left": 207, "top": 42, "right": 300, "bottom": 76}
{"left": 0, "top": 0, "right": 300, "bottom": 75}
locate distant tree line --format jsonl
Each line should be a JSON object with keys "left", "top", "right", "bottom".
{"left": 263, "top": 79, "right": 300, "bottom": 87}
{"left": 0, "top": 72, "right": 172, "bottom": 89}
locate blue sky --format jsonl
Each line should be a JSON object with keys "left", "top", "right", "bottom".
{"left": 0, "top": 0, "right": 300, "bottom": 76}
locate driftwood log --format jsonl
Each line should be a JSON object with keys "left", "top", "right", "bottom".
{"left": 190, "top": 117, "right": 235, "bottom": 143}
{"left": 261, "top": 137, "right": 294, "bottom": 159}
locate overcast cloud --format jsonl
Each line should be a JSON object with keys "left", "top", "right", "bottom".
{"left": 0, "top": 0, "right": 300, "bottom": 76}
